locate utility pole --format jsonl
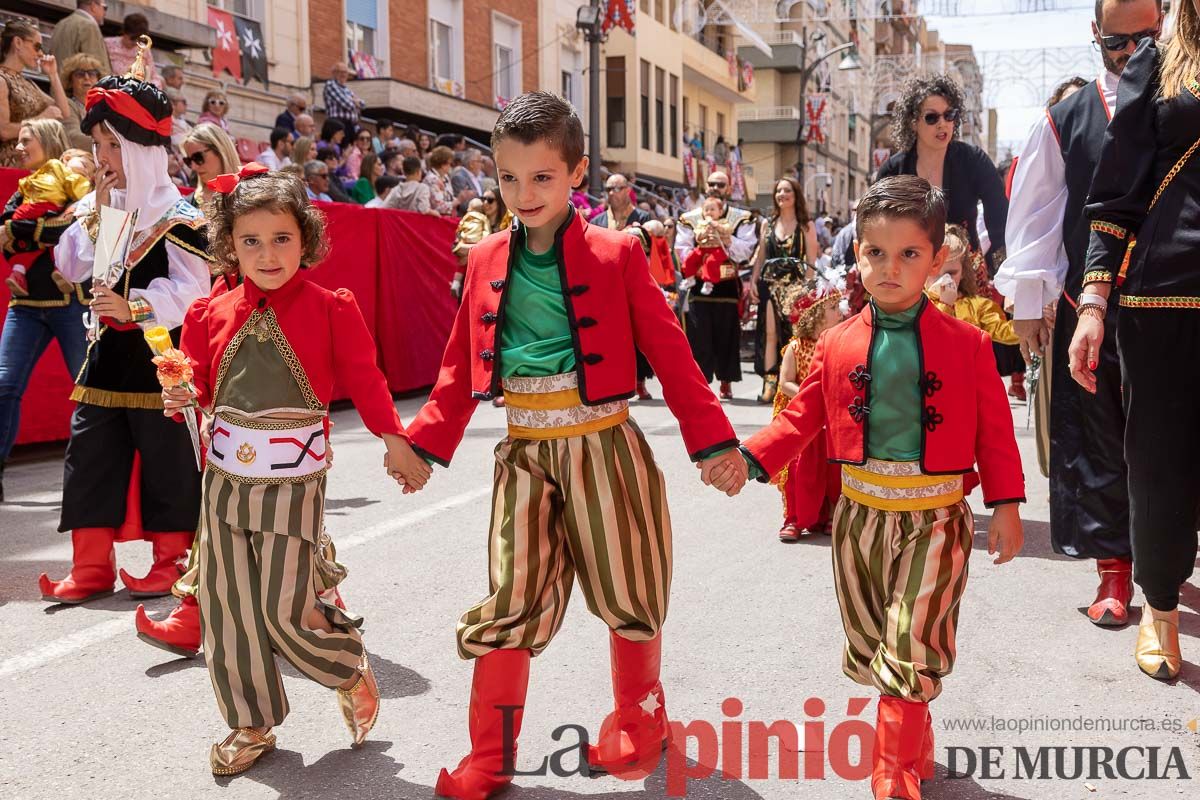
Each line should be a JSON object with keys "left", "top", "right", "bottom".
{"left": 579, "top": 1, "right": 604, "bottom": 195}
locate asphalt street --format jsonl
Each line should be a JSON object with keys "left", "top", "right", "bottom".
{"left": 1, "top": 374, "right": 1197, "bottom": 800}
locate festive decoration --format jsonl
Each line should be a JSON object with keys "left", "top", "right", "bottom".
{"left": 351, "top": 50, "right": 380, "bottom": 79}
{"left": 234, "top": 16, "right": 268, "bottom": 85}
{"left": 804, "top": 94, "right": 829, "bottom": 145}
{"left": 738, "top": 58, "right": 754, "bottom": 91}
{"left": 206, "top": 162, "right": 269, "bottom": 194}
{"left": 145, "top": 328, "right": 201, "bottom": 470}
{"left": 727, "top": 49, "right": 737, "bottom": 77}
{"left": 729, "top": 150, "right": 746, "bottom": 203}
{"left": 683, "top": 149, "right": 696, "bottom": 186}
{"left": 601, "top": 0, "right": 636, "bottom": 35}
{"left": 150, "top": 348, "right": 194, "bottom": 389}
{"left": 873, "top": 148, "right": 892, "bottom": 170}
{"left": 207, "top": 7, "right": 242, "bottom": 81}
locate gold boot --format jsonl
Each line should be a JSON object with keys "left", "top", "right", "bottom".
{"left": 1135, "top": 610, "right": 1182, "bottom": 680}
{"left": 210, "top": 728, "right": 275, "bottom": 776}
{"left": 337, "top": 652, "right": 380, "bottom": 747}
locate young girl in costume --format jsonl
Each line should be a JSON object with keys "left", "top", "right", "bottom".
{"left": 772, "top": 276, "right": 844, "bottom": 542}
{"left": 162, "top": 165, "right": 430, "bottom": 775}
{"left": 925, "top": 225, "right": 1018, "bottom": 348}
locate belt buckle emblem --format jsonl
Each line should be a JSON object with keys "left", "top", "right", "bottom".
{"left": 236, "top": 442, "right": 257, "bottom": 464}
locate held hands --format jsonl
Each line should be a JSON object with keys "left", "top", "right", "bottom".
{"left": 987, "top": 503, "right": 1024, "bottom": 565}
{"left": 697, "top": 450, "right": 748, "bottom": 497}
{"left": 90, "top": 284, "right": 132, "bottom": 324}
{"left": 161, "top": 384, "right": 197, "bottom": 417}
{"left": 383, "top": 434, "right": 432, "bottom": 495}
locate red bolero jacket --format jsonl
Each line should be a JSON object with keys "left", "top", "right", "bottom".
{"left": 178, "top": 271, "right": 407, "bottom": 440}
{"left": 744, "top": 300, "right": 1025, "bottom": 507}
{"left": 407, "top": 206, "right": 737, "bottom": 466}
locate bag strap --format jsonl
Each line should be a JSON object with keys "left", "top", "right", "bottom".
{"left": 1149, "top": 135, "right": 1200, "bottom": 211}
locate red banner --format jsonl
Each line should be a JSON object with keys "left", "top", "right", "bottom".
{"left": 601, "top": 0, "right": 636, "bottom": 35}
{"left": 207, "top": 7, "right": 242, "bottom": 81}
{"left": 804, "top": 94, "right": 829, "bottom": 145}
{"left": 0, "top": 169, "right": 463, "bottom": 445}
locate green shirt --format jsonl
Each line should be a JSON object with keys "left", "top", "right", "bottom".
{"left": 499, "top": 240, "right": 576, "bottom": 378}
{"left": 866, "top": 298, "right": 923, "bottom": 461}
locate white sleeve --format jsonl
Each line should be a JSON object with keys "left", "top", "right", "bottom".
{"left": 127, "top": 240, "right": 210, "bottom": 331}
{"left": 53, "top": 220, "right": 96, "bottom": 283}
{"left": 994, "top": 113, "right": 1070, "bottom": 320}
{"left": 726, "top": 219, "right": 758, "bottom": 263}
{"left": 674, "top": 222, "right": 696, "bottom": 262}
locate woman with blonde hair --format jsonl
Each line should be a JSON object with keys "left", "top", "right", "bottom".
{"left": 181, "top": 122, "right": 239, "bottom": 208}
{"left": 196, "top": 89, "right": 231, "bottom": 131}
{"left": 1069, "top": 3, "right": 1200, "bottom": 682}
{"left": 292, "top": 136, "right": 314, "bottom": 168}
{"left": 58, "top": 52, "right": 103, "bottom": 150}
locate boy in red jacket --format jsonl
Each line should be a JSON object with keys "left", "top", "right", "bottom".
{"left": 740, "top": 176, "right": 1024, "bottom": 800}
{"left": 405, "top": 92, "right": 747, "bottom": 799}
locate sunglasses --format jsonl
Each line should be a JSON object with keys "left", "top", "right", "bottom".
{"left": 357, "top": 134, "right": 372, "bottom": 141}
{"left": 184, "top": 149, "right": 211, "bottom": 167}
{"left": 922, "top": 108, "right": 960, "bottom": 125}
{"left": 1099, "top": 29, "right": 1158, "bottom": 51}
{"left": 605, "top": 185, "right": 628, "bottom": 192}
{"left": 75, "top": 69, "right": 101, "bottom": 79}
{"left": 482, "top": 196, "right": 496, "bottom": 204}
{"left": 24, "top": 39, "right": 44, "bottom": 53}
{"left": 708, "top": 181, "right": 728, "bottom": 188}
{"left": 208, "top": 98, "right": 227, "bottom": 106}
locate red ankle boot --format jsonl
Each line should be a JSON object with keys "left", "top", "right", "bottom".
{"left": 587, "top": 632, "right": 671, "bottom": 775}
{"left": 871, "top": 696, "right": 927, "bottom": 800}
{"left": 1007, "top": 373, "right": 1027, "bottom": 402}
{"left": 135, "top": 595, "right": 201, "bottom": 658}
{"left": 719, "top": 381, "right": 733, "bottom": 400}
{"left": 636, "top": 380, "right": 653, "bottom": 401}
{"left": 120, "top": 531, "right": 192, "bottom": 598}
{"left": 38, "top": 528, "right": 117, "bottom": 604}
{"left": 435, "top": 649, "right": 531, "bottom": 800}
{"left": 1087, "top": 557, "right": 1134, "bottom": 627}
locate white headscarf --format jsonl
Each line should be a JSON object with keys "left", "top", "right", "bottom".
{"left": 78, "top": 122, "right": 183, "bottom": 231}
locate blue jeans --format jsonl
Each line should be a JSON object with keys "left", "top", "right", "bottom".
{"left": 0, "top": 300, "right": 89, "bottom": 464}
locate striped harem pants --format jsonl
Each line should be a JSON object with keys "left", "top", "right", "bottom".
{"left": 457, "top": 419, "right": 673, "bottom": 659}
{"left": 831, "top": 461, "right": 973, "bottom": 703}
{"left": 198, "top": 471, "right": 364, "bottom": 728}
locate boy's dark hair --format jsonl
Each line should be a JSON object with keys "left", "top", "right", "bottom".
{"left": 204, "top": 172, "right": 328, "bottom": 276}
{"left": 856, "top": 175, "right": 947, "bottom": 250}
{"left": 377, "top": 118, "right": 394, "bottom": 132}
{"left": 401, "top": 155, "right": 422, "bottom": 176}
{"left": 269, "top": 126, "right": 292, "bottom": 149}
{"left": 316, "top": 145, "right": 337, "bottom": 162}
{"left": 491, "top": 91, "right": 585, "bottom": 169}
{"left": 375, "top": 174, "right": 401, "bottom": 196}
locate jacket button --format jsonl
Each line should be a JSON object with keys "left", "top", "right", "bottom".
{"left": 577, "top": 317, "right": 597, "bottom": 328}
{"left": 490, "top": 279, "right": 505, "bottom": 290}
{"left": 568, "top": 284, "right": 589, "bottom": 296}
{"left": 479, "top": 349, "right": 494, "bottom": 361}
{"left": 583, "top": 353, "right": 603, "bottom": 365}
{"left": 481, "top": 311, "right": 497, "bottom": 323}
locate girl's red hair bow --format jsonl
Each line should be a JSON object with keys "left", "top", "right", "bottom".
{"left": 206, "top": 162, "right": 270, "bottom": 194}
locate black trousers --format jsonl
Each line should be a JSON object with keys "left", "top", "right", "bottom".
{"left": 1047, "top": 295, "right": 1132, "bottom": 560}
{"left": 1119, "top": 309, "right": 1200, "bottom": 611}
{"left": 686, "top": 281, "right": 742, "bottom": 384}
{"left": 60, "top": 403, "right": 202, "bottom": 533}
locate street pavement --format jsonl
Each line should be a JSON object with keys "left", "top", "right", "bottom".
{"left": 1, "top": 372, "right": 1197, "bottom": 800}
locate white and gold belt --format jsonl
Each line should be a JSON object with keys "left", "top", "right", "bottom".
{"left": 841, "top": 459, "right": 964, "bottom": 512}
{"left": 208, "top": 413, "right": 329, "bottom": 483}
{"left": 502, "top": 372, "right": 628, "bottom": 440}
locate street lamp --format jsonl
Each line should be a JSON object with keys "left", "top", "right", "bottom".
{"left": 576, "top": 2, "right": 604, "bottom": 197}
{"left": 795, "top": 28, "right": 862, "bottom": 183}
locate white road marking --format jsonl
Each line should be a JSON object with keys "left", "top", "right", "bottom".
{"left": 0, "top": 486, "right": 492, "bottom": 680}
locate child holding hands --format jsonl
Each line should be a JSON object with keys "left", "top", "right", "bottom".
{"left": 739, "top": 176, "right": 1024, "bottom": 800}
{"left": 162, "top": 165, "right": 429, "bottom": 776}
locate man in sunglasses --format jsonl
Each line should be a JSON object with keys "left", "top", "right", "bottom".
{"left": 996, "top": 0, "right": 1162, "bottom": 633}
{"left": 275, "top": 93, "right": 309, "bottom": 135}
{"left": 674, "top": 170, "right": 757, "bottom": 400}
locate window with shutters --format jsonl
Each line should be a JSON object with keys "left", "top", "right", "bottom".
{"left": 606, "top": 56, "right": 626, "bottom": 148}
{"left": 492, "top": 14, "right": 521, "bottom": 108}
{"left": 346, "top": 0, "right": 378, "bottom": 57}
{"left": 429, "top": 0, "right": 464, "bottom": 95}
{"left": 207, "top": 0, "right": 264, "bottom": 22}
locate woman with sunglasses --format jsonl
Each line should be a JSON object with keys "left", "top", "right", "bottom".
{"left": 59, "top": 53, "right": 103, "bottom": 150}
{"left": 1069, "top": 4, "right": 1200, "bottom": 683}
{"left": 345, "top": 126, "right": 374, "bottom": 181}
{"left": 196, "top": 90, "right": 231, "bottom": 132}
{"left": 181, "top": 123, "right": 240, "bottom": 209}
{"left": 0, "top": 21, "right": 72, "bottom": 169}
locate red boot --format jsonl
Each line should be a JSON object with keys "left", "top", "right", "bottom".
{"left": 135, "top": 595, "right": 201, "bottom": 658}
{"left": 435, "top": 649, "right": 531, "bottom": 800}
{"left": 119, "top": 531, "right": 192, "bottom": 598}
{"left": 587, "top": 632, "right": 670, "bottom": 775}
{"left": 38, "top": 528, "right": 117, "bottom": 604}
{"left": 719, "top": 381, "right": 733, "bottom": 400}
{"left": 5, "top": 271, "right": 28, "bottom": 297}
{"left": 636, "top": 380, "right": 653, "bottom": 401}
{"left": 919, "top": 708, "right": 934, "bottom": 780}
{"left": 1007, "top": 373, "right": 1027, "bottom": 402}
{"left": 871, "top": 696, "right": 927, "bottom": 800}
{"left": 1087, "top": 557, "right": 1134, "bottom": 627}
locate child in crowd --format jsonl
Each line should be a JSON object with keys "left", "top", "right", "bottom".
{"left": 162, "top": 165, "right": 430, "bottom": 776}
{"left": 772, "top": 276, "right": 844, "bottom": 542}
{"left": 925, "top": 224, "right": 1018, "bottom": 349}
{"left": 405, "top": 91, "right": 745, "bottom": 799}
{"left": 739, "top": 176, "right": 1024, "bottom": 800}
{"left": 682, "top": 193, "right": 734, "bottom": 296}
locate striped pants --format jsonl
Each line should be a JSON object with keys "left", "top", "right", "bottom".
{"left": 198, "top": 481, "right": 364, "bottom": 729}
{"left": 831, "top": 496, "right": 973, "bottom": 703}
{"left": 457, "top": 420, "right": 673, "bottom": 659}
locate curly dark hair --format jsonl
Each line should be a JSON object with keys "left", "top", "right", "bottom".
{"left": 890, "top": 74, "right": 965, "bottom": 152}
{"left": 204, "top": 172, "right": 329, "bottom": 276}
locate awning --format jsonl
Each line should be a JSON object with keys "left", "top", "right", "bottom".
{"left": 705, "top": 0, "right": 773, "bottom": 58}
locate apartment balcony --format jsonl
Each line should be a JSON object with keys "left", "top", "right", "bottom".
{"left": 736, "top": 31, "right": 806, "bottom": 73}
{"left": 682, "top": 34, "right": 756, "bottom": 106}
{"left": 737, "top": 105, "right": 801, "bottom": 144}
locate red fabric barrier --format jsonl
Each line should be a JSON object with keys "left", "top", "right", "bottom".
{"left": 0, "top": 168, "right": 460, "bottom": 446}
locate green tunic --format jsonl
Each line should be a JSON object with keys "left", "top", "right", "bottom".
{"left": 866, "top": 298, "right": 923, "bottom": 461}
{"left": 499, "top": 240, "right": 577, "bottom": 379}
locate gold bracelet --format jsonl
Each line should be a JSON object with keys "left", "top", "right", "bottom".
{"left": 1077, "top": 304, "right": 1106, "bottom": 321}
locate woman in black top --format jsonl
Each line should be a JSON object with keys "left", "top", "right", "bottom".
{"left": 1069, "top": 27, "right": 1200, "bottom": 682}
